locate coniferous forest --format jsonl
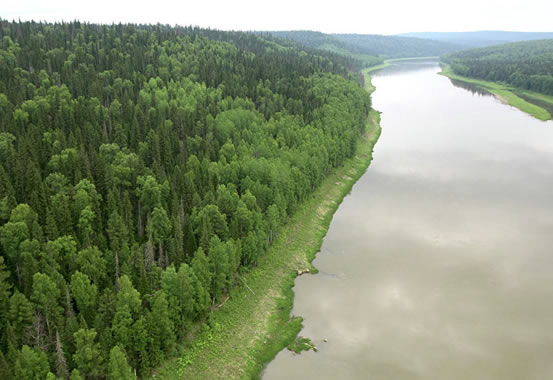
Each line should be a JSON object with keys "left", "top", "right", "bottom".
{"left": 0, "top": 20, "right": 372, "bottom": 378}
{"left": 443, "top": 39, "right": 553, "bottom": 95}
{"left": 269, "top": 30, "right": 461, "bottom": 60}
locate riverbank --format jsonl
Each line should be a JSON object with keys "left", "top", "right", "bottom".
{"left": 362, "top": 57, "right": 439, "bottom": 94}
{"left": 155, "top": 78, "right": 382, "bottom": 379}
{"left": 363, "top": 66, "right": 386, "bottom": 94}
{"left": 439, "top": 64, "right": 553, "bottom": 121}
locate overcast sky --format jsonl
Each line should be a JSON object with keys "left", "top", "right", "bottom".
{"left": 2, "top": 0, "right": 552, "bottom": 35}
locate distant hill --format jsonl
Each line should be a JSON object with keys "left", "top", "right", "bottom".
{"left": 267, "top": 30, "right": 553, "bottom": 65}
{"left": 443, "top": 39, "right": 553, "bottom": 95}
{"left": 333, "top": 34, "right": 461, "bottom": 58}
{"left": 400, "top": 31, "right": 553, "bottom": 48}
{"left": 268, "top": 31, "right": 362, "bottom": 54}
{"left": 267, "top": 31, "right": 462, "bottom": 63}
{"left": 267, "top": 31, "right": 383, "bottom": 66}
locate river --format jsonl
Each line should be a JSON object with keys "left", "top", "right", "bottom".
{"left": 262, "top": 60, "right": 553, "bottom": 379}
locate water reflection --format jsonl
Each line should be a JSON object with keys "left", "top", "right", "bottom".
{"left": 371, "top": 60, "right": 438, "bottom": 77}
{"left": 263, "top": 61, "right": 553, "bottom": 380}
{"left": 446, "top": 76, "right": 553, "bottom": 117}
{"left": 448, "top": 78, "right": 492, "bottom": 97}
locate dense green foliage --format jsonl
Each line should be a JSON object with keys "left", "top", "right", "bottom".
{"left": 268, "top": 31, "right": 459, "bottom": 61}
{"left": 0, "top": 20, "right": 371, "bottom": 378}
{"left": 333, "top": 33, "right": 460, "bottom": 58}
{"left": 267, "top": 31, "right": 383, "bottom": 67}
{"left": 401, "top": 31, "right": 553, "bottom": 49}
{"left": 443, "top": 39, "right": 553, "bottom": 95}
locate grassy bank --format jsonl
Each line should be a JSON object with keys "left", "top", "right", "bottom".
{"left": 364, "top": 62, "right": 391, "bottom": 74}
{"left": 155, "top": 79, "right": 382, "bottom": 380}
{"left": 362, "top": 67, "right": 381, "bottom": 95}
{"left": 439, "top": 64, "right": 552, "bottom": 121}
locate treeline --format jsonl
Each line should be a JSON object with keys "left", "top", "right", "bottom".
{"left": 0, "top": 20, "right": 371, "bottom": 378}
{"left": 400, "top": 31, "right": 553, "bottom": 49}
{"left": 443, "top": 39, "right": 553, "bottom": 95}
{"left": 333, "top": 33, "right": 460, "bottom": 58}
{"left": 267, "top": 31, "right": 383, "bottom": 67}
{"left": 267, "top": 31, "right": 460, "bottom": 62}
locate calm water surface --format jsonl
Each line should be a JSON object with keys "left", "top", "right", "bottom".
{"left": 262, "top": 61, "right": 553, "bottom": 380}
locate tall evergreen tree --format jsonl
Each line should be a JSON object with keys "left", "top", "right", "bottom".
{"left": 73, "top": 328, "right": 103, "bottom": 379}
{"left": 108, "top": 346, "right": 134, "bottom": 380}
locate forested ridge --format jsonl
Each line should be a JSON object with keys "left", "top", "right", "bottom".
{"left": 443, "top": 39, "right": 553, "bottom": 95}
{"left": 0, "top": 20, "right": 371, "bottom": 378}
{"left": 267, "top": 31, "right": 383, "bottom": 67}
{"left": 333, "top": 33, "right": 460, "bottom": 58}
{"left": 268, "top": 31, "right": 460, "bottom": 61}
{"left": 400, "top": 31, "right": 553, "bottom": 49}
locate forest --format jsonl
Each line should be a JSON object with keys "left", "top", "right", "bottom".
{"left": 269, "top": 31, "right": 460, "bottom": 60}
{"left": 443, "top": 39, "right": 553, "bottom": 95}
{"left": 333, "top": 34, "right": 460, "bottom": 58}
{"left": 0, "top": 20, "right": 372, "bottom": 378}
{"left": 401, "top": 31, "right": 553, "bottom": 48}
{"left": 267, "top": 31, "right": 383, "bottom": 67}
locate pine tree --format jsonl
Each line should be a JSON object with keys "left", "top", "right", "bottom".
{"left": 73, "top": 328, "right": 103, "bottom": 379}
{"left": 0, "top": 256, "right": 12, "bottom": 339}
{"left": 70, "top": 271, "right": 97, "bottom": 321}
{"left": 7, "top": 291, "right": 33, "bottom": 342}
{"left": 191, "top": 247, "right": 212, "bottom": 308}
{"left": 14, "top": 345, "right": 50, "bottom": 379}
{"left": 108, "top": 346, "right": 134, "bottom": 380}
{"left": 147, "top": 291, "right": 175, "bottom": 366}
{"left": 31, "top": 272, "right": 62, "bottom": 336}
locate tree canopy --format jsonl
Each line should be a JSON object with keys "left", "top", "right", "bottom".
{"left": 443, "top": 39, "right": 553, "bottom": 95}
{"left": 0, "top": 19, "right": 372, "bottom": 377}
